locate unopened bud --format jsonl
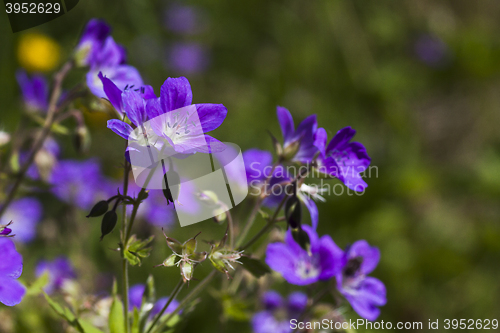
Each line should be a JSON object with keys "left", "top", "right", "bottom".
{"left": 87, "top": 200, "right": 109, "bottom": 218}
{"left": 73, "top": 126, "right": 91, "bottom": 154}
{"left": 100, "top": 211, "right": 117, "bottom": 240}
{"left": 283, "top": 139, "right": 300, "bottom": 161}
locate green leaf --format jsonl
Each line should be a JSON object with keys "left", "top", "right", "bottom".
{"left": 124, "top": 235, "right": 154, "bottom": 266}
{"left": 43, "top": 292, "right": 83, "bottom": 332}
{"left": 222, "top": 294, "right": 250, "bottom": 321}
{"left": 131, "top": 308, "right": 140, "bottom": 333}
{"left": 109, "top": 292, "right": 125, "bottom": 333}
{"left": 26, "top": 271, "right": 49, "bottom": 296}
{"left": 239, "top": 256, "right": 271, "bottom": 278}
{"left": 80, "top": 320, "right": 106, "bottom": 333}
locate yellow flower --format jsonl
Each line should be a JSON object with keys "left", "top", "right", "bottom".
{"left": 17, "top": 33, "right": 61, "bottom": 72}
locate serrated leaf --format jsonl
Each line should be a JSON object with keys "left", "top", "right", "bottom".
{"left": 124, "top": 235, "right": 154, "bottom": 266}
{"left": 26, "top": 271, "right": 49, "bottom": 296}
{"left": 239, "top": 256, "right": 271, "bottom": 278}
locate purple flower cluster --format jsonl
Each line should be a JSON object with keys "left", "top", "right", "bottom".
{"left": 265, "top": 227, "right": 386, "bottom": 320}
{"left": 75, "top": 19, "right": 143, "bottom": 99}
{"left": 251, "top": 290, "right": 307, "bottom": 333}
{"left": 0, "top": 238, "right": 26, "bottom": 306}
{"left": 35, "top": 256, "right": 77, "bottom": 294}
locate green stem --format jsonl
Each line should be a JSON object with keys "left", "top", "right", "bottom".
{"left": 146, "top": 278, "right": 184, "bottom": 333}
{"left": 152, "top": 270, "right": 217, "bottom": 333}
{"left": 121, "top": 153, "right": 131, "bottom": 333}
{"left": 239, "top": 195, "right": 287, "bottom": 250}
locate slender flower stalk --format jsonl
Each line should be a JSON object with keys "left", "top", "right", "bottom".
{"left": 146, "top": 278, "right": 184, "bottom": 333}
{"left": 0, "top": 60, "right": 73, "bottom": 219}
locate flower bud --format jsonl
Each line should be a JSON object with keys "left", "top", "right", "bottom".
{"left": 282, "top": 139, "right": 300, "bottom": 161}
{"left": 100, "top": 210, "right": 117, "bottom": 241}
{"left": 285, "top": 195, "right": 302, "bottom": 229}
{"left": 86, "top": 200, "right": 109, "bottom": 218}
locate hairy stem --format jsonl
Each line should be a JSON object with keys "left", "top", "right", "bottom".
{"left": 146, "top": 278, "right": 184, "bottom": 333}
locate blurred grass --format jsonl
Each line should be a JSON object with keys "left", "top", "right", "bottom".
{"left": 1, "top": 0, "right": 500, "bottom": 332}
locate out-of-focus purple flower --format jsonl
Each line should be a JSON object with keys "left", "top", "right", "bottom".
{"left": 129, "top": 284, "right": 146, "bottom": 310}
{"left": 86, "top": 37, "right": 144, "bottom": 99}
{"left": 16, "top": 70, "right": 49, "bottom": 113}
{"left": 49, "top": 159, "right": 114, "bottom": 210}
{"left": 107, "top": 76, "right": 227, "bottom": 155}
{"left": 128, "top": 283, "right": 179, "bottom": 316}
{"left": 35, "top": 257, "right": 77, "bottom": 295}
{"left": 336, "top": 240, "right": 386, "bottom": 321}
{"left": 74, "top": 19, "right": 111, "bottom": 67}
{"left": 0, "top": 198, "right": 43, "bottom": 243}
{"left": 414, "top": 34, "right": 448, "bottom": 67}
{"left": 316, "top": 127, "right": 371, "bottom": 192}
{"left": 164, "top": 4, "right": 204, "bottom": 34}
{"left": 167, "top": 42, "right": 209, "bottom": 75}
{"left": 265, "top": 225, "right": 343, "bottom": 285}
{"left": 150, "top": 297, "right": 180, "bottom": 317}
{"left": 0, "top": 238, "right": 26, "bottom": 306}
{"left": 23, "top": 137, "right": 60, "bottom": 181}
{"left": 276, "top": 106, "right": 326, "bottom": 163}
{"left": 76, "top": 19, "right": 144, "bottom": 99}
{"left": 252, "top": 291, "right": 308, "bottom": 333}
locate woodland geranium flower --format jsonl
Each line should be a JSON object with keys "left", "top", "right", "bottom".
{"left": 49, "top": 159, "right": 114, "bottom": 210}
{"left": 336, "top": 240, "right": 386, "bottom": 321}
{"left": 243, "top": 149, "right": 320, "bottom": 228}
{"left": 317, "top": 127, "right": 371, "bottom": 192}
{"left": 107, "top": 76, "right": 227, "bottom": 155}
{"left": 252, "top": 291, "right": 308, "bottom": 333}
{"left": 0, "top": 238, "right": 26, "bottom": 306}
{"left": 16, "top": 69, "right": 48, "bottom": 113}
{"left": 0, "top": 198, "right": 43, "bottom": 243}
{"left": 276, "top": 106, "right": 326, "bottom": 162}
{"left": 265, "top": 225, "right": 342, "bottom": 285}
{"left": 74, "top": 19, "right": 111, "bottom": 67}
{"left": 35, "top": 257, "right": 77, "bottom": 294}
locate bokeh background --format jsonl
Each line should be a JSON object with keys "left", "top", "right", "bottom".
{"left": 1, "top": 0, "right": 500, "bottom": 332}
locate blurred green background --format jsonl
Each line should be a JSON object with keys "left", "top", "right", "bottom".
{"left": 1, "top": 0, "right": 500, "bottom": 332}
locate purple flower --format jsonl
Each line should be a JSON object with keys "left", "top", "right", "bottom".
{"left": 35, "top": 257, "right": 77, "bottom": 294}
{"left": 336, "top": 240, "right": 386, "bottom": 321}
{"left": 167, "top": 42, "right": 209, "bottom": 74}
{"left": 16, "top": 70, "right": 49, "bottom": 113}
{"left": 49, "top": 159, "right": 114, "bottom": 210}
{"left": 74, "top": 19, "right": 111, "bottom": 67}
{"left": 0, "top": 198, "right": 43, "bottom": 243}
{"left": 0, "top": 238, "right": 26, "bottom": 306}
{"left": 265, "top": 225, "right": 343, "bottom": 285}
{"left": 276, "top": 107, "right": 326, "bottom": 163}
{"left": 414, "top": 34, "right": 448, "bottom": 67}
{"left": 164, "top": 4, "right": 204, "bottom": 34}
{"left": 243, "top": 149, "right": 320, "bottom": 228}
{"left": 128, "top": 283, "right": 179, "bottom": 316}
{"left": 150, "top": 297, "right": 180, "bottom": 317}
{"left": 76, "top": 19, "right": 144, "bottom": 99}
{"left": 23, "top": 137, "right": 60, "bottom": 180}
{"left": 316, "top": 127, "right": 371, "bottom": 192}
{"left": 86, "top": 37, "right": 144, "bottom": 99}
{"left": 107, "top": 76, "right": 227, "bottom": 154}
{"left": 129, "top": 284, "right": 146, "bottom": 310}
{"left": 252, "top": 291, "right": 308, "bottom": 333}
